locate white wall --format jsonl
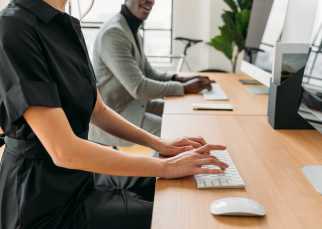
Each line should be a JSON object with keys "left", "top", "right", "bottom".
{"left": 0, "top": 0, "right": 9, "bottom": 11}
{"left": 155, "top": 0, "right": 242, "bottom": 73}
{"left": 282, "top": 0, "right": 320, "bottom": 43}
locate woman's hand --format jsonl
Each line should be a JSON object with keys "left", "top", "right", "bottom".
{"left": 156, "top": 136, "right": 208, "bottom": 157}
{"left": 161, "top": 144, "right": 229, "bottom": 179}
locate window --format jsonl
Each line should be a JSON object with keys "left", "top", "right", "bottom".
{"left": 303, "top": 11, "right": 322, "bottom": 88}
{"left": 67, "top": 0, "right": 173, "bottom": 63}
{"left": 303, "top": 30, "right": 322, "bottom": 88}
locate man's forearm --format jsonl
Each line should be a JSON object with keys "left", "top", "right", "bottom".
{"left": 90, "top": 105, "right": 161, "bottom": 151}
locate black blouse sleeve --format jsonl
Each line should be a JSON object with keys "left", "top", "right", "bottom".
{"left": 0, "top": 14, "right": 61, "bottom": 125}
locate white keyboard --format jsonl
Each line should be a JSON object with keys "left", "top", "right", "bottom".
{"left": 194, "top": 150, "right": 245, "bottom": 189}
{"left": 202, "top": 83, "right": 229, "bottom": 101}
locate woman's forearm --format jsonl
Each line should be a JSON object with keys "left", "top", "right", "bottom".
{"left": 56, "top": 136, "right": 165, "bottom": 177}
{"left": 90, "top": 92, "right": 162, "bottom": 151}
{"left": 23, "top": 106, "right": 164, "bottom": 176}
{"left": 23, "top": 106, "right": 228, "bottom": 179}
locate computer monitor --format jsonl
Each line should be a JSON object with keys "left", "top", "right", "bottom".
{"left": 241, "top": 0, "right": 289, "bottom": 94}
{"left": 298, "top": 9, "right": 322, "bottom": 195}
{"left": 281, "top": 0, "right": 320, "bottom": 44}
{"left": 298, "top": 39, "right": 322, "bottom": 133}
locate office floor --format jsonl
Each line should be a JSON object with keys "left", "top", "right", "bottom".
{"left": 0, "top": 128, "right": 153, "bottom": 161}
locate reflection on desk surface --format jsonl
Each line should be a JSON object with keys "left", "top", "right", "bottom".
{"left": 299, "top": 84, "right": 322, "bottom": 133}
{"left": 299, "top": 105, "right": 322, "bottom": 133}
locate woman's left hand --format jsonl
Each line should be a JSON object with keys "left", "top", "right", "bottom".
{"left": 157, "top": 136, "right": 208, "bottom": 157}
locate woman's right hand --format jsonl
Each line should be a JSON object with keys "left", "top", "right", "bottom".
{"left": 161, "top": 144, "right": 229, "bottom": 179}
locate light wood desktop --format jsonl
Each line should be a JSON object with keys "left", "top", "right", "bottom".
{"left": 164, "top": 73, "right": 268, "bottom": 116}
{"left": 152, "top": 115, "right": 322, "bottom": 229}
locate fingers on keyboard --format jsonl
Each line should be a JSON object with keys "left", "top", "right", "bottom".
{"left": 195, "top": 150, "right": 245, "bottom": 189}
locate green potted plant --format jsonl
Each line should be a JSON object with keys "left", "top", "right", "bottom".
{"left": 209, "top": 0, "right": 253, "bottom": 73}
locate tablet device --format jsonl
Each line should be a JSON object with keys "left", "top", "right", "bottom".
{"left": 238, "top": 79, "right": 262, "bottom": 85}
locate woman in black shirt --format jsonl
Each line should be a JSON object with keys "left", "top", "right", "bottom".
{"left": 0, "top": 0, "right": 228, "bottom": 228}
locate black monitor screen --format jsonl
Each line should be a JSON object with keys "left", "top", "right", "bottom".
{"left": 298, "top": 29, "right": 322, "bottom": 133}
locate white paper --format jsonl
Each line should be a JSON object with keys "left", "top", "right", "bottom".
{"left": 201, "top": 83, "right": 229, "bottom": 101}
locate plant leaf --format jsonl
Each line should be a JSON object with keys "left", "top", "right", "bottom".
{"left": 223, "top": 0, "right": 238, "bottom": 13}
{"left": 236, "top": 0, "right": 253, "bottom": 10}
{"left": 210, "top": 34, "right": 234, "bottom": 60}
{"left": 236, "top": 0, "right": 244, "bottom": 10}
{"left": 236, "top": 9, "right": 250, "bottom": 39}
{"left": 221, "top": 25, "right": 245, "bottom": 52}
{"left": 243, "top": 0, "right": 253, "bottom": 10}
{"left": 222, "top": 11, "right": 236, "bottom": 31}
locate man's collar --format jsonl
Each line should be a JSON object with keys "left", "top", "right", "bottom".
{"left": 11, "top": 0, "right": 61, "bottom": 24}
{"left": 120, "top": 4, "right": 143, "bottom": 33}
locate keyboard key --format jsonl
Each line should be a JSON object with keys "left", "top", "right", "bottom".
{"left": 213, "top": 180, "right": 220, "bottom": 186}
{"left": 205, "top": 181, "right": 213, "bottom": 187}
{"left": 220, "top": 181, "right": 228, "bottom": 186}
{"left": 196, "top": 179, "right": 204, "bottom": 184}
{"left": 197, "top": 183, "right": 205, "bottom": 188}
{"left": 228, "top": 180, "right": 236, "bottom": 185}
{"left": 211, "top": 177, "right": 218, "bottom": 181}
{"left": 226, "top": 177, "right": 234, "bottom": 181}
{"left": 219, "top": 179, "right": 226, "bottom": 182}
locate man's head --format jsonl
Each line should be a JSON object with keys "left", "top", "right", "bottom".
{"left": 124, "top": 0, "right": 155, "bottom": 21}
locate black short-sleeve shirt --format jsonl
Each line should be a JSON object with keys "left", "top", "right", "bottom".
{"left": 0, "top": 0, "right": 97, "bottom": 140}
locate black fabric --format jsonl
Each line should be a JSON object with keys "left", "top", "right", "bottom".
{"left": 0, "top": 0, "right": 97, "bottom": 139}
{"left": 120, "top": 4, "right": 143, "bottom": 54}
{"left": 0, "top": 1, "right": 155, "bottom": 228}
{"left": 0, "top": 133, "right": 5, "bottom": 147}
{"left": 171, "top": 74, "right": 177, "bottom": 81}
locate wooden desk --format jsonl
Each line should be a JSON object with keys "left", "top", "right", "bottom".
{"left": 164, "top": 73, "right": 268, "bottom": 116}
{"left": 152, "top": 114, "right": 322, "bottom": 229}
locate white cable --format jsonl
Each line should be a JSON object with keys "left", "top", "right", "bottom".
{"left": 80, "top": 0, "right": 95, "bottom": 21}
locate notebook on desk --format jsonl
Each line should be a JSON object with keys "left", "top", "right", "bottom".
{"left": 192, "top": 103, "right": 233, "bottom": 111}
{"left": 201, "top": 83, "right": 229, "bottom": 101}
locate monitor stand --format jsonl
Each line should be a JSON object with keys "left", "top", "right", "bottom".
{"left": 302, "top": 166, "right": 322, "bottom": 195}
{"left": 246, "top": 87, "right": 269, "bottom": 94}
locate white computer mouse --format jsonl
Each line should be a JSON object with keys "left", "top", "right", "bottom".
{"left": 210, "top": 198, "right": 266, "bottom": 216}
